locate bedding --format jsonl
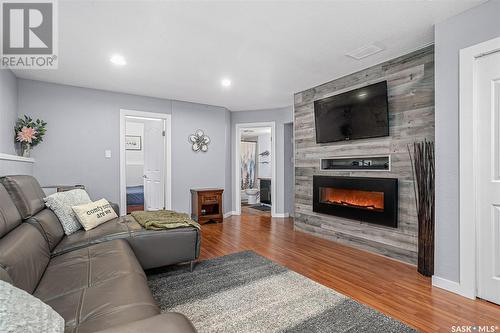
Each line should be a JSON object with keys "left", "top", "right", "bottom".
{"left": 131, "top": 210, "right": 200, "bottom": 231}
{"left": 126, "top": 185, "right": 144, "bottom": 206}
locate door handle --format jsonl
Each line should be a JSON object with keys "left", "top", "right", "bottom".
{"left": 143, "top": 175, "right": 148, "bottom": 179}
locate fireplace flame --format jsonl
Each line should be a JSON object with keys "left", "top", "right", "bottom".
{"left": 320, "top": 187, "right": 384, "bottom": 212}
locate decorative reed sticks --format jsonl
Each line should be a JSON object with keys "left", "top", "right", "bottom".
{"left": 408, "top": 140, "right": 435, "bottom": 276}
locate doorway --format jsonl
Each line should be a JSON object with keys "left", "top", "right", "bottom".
{"left": 119, "top": 110, "right": 172, "bottom": 216}
{"left": 459, "top": 36, "right": 500, "bottom": 304}
{"left": 235, "top": 122, "right": 276, "bottom": 217}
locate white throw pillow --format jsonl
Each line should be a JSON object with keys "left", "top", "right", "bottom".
{"left": 44, "top": 189, "right": 92, "bottom": 235}
{"left": 0, "top": 280, "right": 65, "bottom": 333}
{"left": 72, "top": 199, "right": 118, "bottom": 231}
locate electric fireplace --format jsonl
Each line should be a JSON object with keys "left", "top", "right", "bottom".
{"left": 313, "top": 176, "right": 398, "bottom": 228}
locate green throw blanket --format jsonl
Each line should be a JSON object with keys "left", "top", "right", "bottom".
{"left": 131, "top": 210, "right": 201, "bottom": 231}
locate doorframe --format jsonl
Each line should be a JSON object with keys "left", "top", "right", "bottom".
{"left": 457, "top": 36, "right": 500, "bottom": 299}
{"left": 234, "top": 122, "right": 277, "bottom": 217}
{"left": 119, "top": 109, "right": 172, "bottom": 216}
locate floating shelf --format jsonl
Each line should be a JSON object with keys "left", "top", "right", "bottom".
{"left": 0, "top": 153, "right": 35, "bottom": 163}
{"left": 320, "top": 155, "right": 390, "bottom": 171}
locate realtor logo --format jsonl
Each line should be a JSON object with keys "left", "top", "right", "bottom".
{"left": 1, "top": 0, "right": 58, "bottom": 68}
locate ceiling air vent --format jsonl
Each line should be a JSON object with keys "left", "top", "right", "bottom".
{"left": 346, "top": 43, "right": 384, "bottom": 60}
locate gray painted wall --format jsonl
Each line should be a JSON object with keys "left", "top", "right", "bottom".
{"left": 231, "top": 107, "right": 294, "bottom": 215}
{"left": 284, "top": 122, "right": 294, "bottom": 217}
{"left": 434, "top": 0, "right": 500, "bottom": 282}
{"left": 224, "top": 110, "right": 232, "bottom": 215}
{"left": 17, "top": 79, "right": 231, "bottom": 214}
{"left": 0, "top": 69, "right": 30, "bottom": 177}
{"left": 0, "top": 69, "right": 18, "bottom": 155}
{"left": 171, "top": 100, "right": 231, "bottom": 214}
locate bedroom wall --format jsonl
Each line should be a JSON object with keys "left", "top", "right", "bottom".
{"left": 17, "top": 79, "right": 232, "bottom": 214}
{"left": 434, "top": 0, "right": 500, "bottom": 282}
{"left": 125, "top": 120, "right": 144, "bottom": 187}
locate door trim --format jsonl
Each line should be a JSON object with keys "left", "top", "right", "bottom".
{"left": 119, "top": 109, "right": 172, "bottom": 216}
{"left": 454, "top": 37, "right": 500, "bottom": 299}
{"left": 234, "top": 122, "right": 277, "bottom": 217}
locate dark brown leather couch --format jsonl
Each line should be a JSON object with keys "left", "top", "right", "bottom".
{"left": 0, "top": 175, "right": 198, "bottom": 333}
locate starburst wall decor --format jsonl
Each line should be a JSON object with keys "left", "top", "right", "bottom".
{"left": 188, "top": 129, "right": 211, "bottom": 152}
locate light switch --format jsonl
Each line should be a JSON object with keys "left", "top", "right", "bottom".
{"left": 105, "top": 150, "right": 112, "bottom": 158}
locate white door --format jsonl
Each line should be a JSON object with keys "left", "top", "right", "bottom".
{"left": 477, "top": 50, "right": 500, "bottom": 305}
{"left": 143, "top": 119, "right": 165, "bottom": 211}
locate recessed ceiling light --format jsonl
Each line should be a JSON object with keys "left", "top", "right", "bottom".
{"left": 110, "top": 54, "right": 126, "bottom": 66}
{"left": 221, "top": 78, "right": 232, "bottom": 88}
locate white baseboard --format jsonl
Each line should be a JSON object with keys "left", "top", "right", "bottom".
{"left": 431, "top": 275, "right": 475, "bottom": 299}
{"left": 225, "top": 210, "right": 289, "bottom": 218}
{"left": 223, "top": 211, "right": 237, "bottom": 218}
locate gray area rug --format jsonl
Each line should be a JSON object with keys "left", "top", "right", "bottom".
{"left": 147, "top": 251, "right": 417, "bottom": 333}
{"left": 250, "top": 205, "right": 271, "bottom": 212}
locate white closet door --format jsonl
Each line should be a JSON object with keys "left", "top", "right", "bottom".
{"left": 476, "top": 50, "right": 500, "bottom": 305}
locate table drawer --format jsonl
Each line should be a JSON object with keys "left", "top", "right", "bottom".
{"left": 200, "top": 193, "right": 219, "bottom": 204}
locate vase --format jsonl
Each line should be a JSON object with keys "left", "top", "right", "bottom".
{"left": 409, "top": 140, "right": 435, "bottom": 277}
{"left": 417, "top": 215, "right": 435, "bottom": 276}
{"left": 22, "top": 143, "right": 31, "bottom": 158}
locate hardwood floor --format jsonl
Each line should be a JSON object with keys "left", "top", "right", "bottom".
{"left": 199, "top": 214, "right": 500, "bottom": 332}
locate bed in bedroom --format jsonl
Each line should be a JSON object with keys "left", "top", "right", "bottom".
{"left": 127, "top": 185, "right": 144, "bottom": 213}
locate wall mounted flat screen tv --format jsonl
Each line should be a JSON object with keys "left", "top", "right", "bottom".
{"left": 314, "top": 81, "right": 389, "bottom": 143}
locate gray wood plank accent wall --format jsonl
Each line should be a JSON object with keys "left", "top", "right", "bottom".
{"left": 293, "top": 46, "right": 434, "bottom": 264}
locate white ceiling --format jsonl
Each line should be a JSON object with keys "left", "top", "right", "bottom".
{"left": 13, "top": 0, "right": 484, "bottom": 111}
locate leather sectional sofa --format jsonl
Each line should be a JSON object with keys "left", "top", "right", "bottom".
{"left": 0, "top": 175, "right": 199, "bottom": 332}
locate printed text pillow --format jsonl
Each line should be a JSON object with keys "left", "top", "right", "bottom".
{"left": 72, "top": 199, "right": 118, "bottom": 231}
